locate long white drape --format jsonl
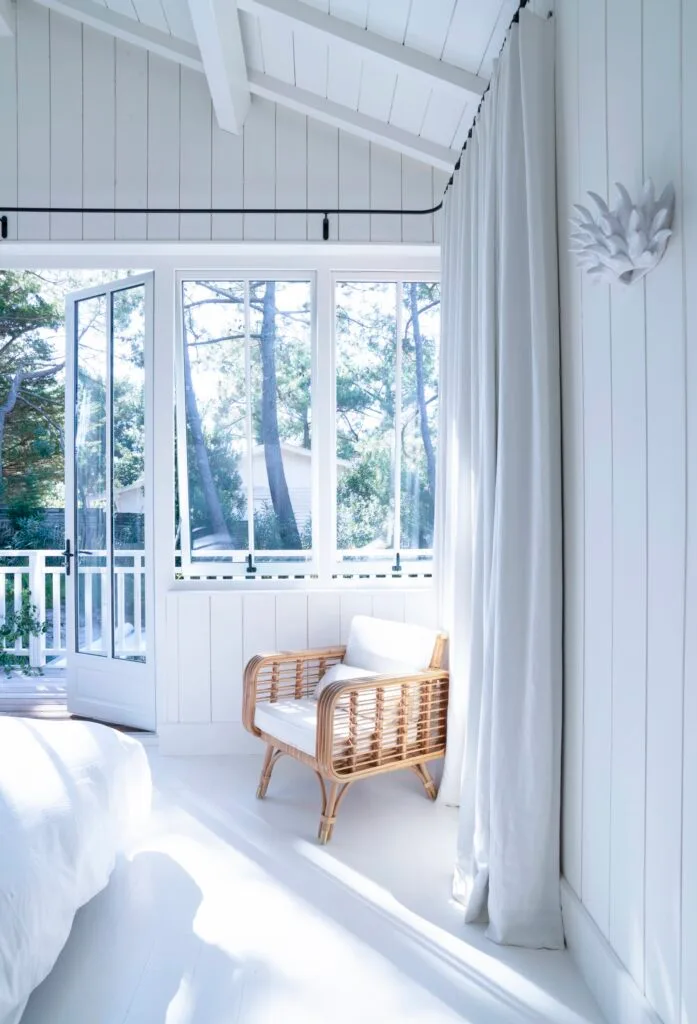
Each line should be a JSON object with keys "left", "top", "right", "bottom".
{"left": 434, "top": 10, "right": 563, "bottom": 949}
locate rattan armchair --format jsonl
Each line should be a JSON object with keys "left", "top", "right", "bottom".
{"left": 242, "top": 625, "right": 448, "bottom": 843}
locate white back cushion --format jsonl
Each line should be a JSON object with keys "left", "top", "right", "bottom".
{"left": 344, "top": 615, "right": 440, "bottom": 676}
{"left": 314, "top": 662, "right": 376, "bottom": 698}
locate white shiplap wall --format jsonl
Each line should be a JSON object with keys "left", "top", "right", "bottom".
{"left": 556, "top": 2, "right": 696, "bottom": 1024}
{"left": 0, "top": 2, "right": 448, "bottom": 243}
{"left": 158, "top": 587, "right": 437, "bottom": 755}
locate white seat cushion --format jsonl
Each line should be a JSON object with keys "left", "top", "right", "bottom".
{"left": 255, "top": 698, "right": 318, "bottom": 755}
{"left": 344, "top": 615, "right": 440, "bottom": 675}
{"left": 255, "top": 693, "right": 420, "bottom": 757}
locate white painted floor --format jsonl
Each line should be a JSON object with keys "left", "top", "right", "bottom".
{"left": 22, "top": 750, "right": 605, "bottom": 1024}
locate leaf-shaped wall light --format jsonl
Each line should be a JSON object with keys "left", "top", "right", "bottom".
{"left": 570, "top": 179, "right": 675, "bottom": 285}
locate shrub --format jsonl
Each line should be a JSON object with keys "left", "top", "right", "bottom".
{"left": 0, "top": 598, "right": 48, "bottom": 676}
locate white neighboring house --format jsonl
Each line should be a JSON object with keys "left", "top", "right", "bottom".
{"left": 114, "top": 447, "right": 350, "bottom": 528}
{"left": 238, "top": 444, "right": 350, "bottom": 529}
{"left": 114, "top": 478, "right": 146, "bottom": 514}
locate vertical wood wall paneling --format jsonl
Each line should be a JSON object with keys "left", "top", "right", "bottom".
{"left": 339, "top": 593, "right": 374, "bottom": 643}
{"left": 372, "top": 590, "right": 406, "bottom": 622}
{"left": 432, "top": 168, "right": 449, "bottom": 246}
{"left": 82, "top": 27, "right": 116, "bottom": 240}
{"left": 307, "top": 119, "right": 339, "bottom": 241}
{"left": 642, "top": 1, "right": 686, "bottom": 1020}
{"left": 147, "top": 55, "right": 180, "bottom": 240}
{"left": 209, "top": 109, "right": 243, "bottom": 243}
{"left": 161, "top": 590, "right": 436, "bottom": 726}
{"left": 176, "top": 593, "right": 212, "bottom": 722}
{"left": 179, "top": 66, "right": 212, "bottom": 240}
{"left": 242, "top": 593, "right": 277, "bottom": 668}
{"left": 210, "top": 593, "right": 243, "bottom": 722}
{"left": 577, "top": 0, "right": 613, "bottom": 940}
{"left": 605, "top": 0, "right": 647, "bottom": 986}
{"left": 338, "top": 131, "right": 370, "bottom": 242}
{"left": 243, "top": 97, "right": 276, "bottom": 240}
{"left": 16, "top": 1, "right": 50, "bottom": 239}
{"left": 308, "top": 593, "right": 341, "bottom": 647}
{"left": 680, "top": 2, "right": 697, "bottom": 1018}
{"left": 2, "top": 7, "right": 448, "bottom": 243}
{"left": 556, "top": 0, "right": 585, "bottom": 899}
{"left": 370, "top": 144, "right": 402, "bottom": 243}
{"left": 164, "top": 592, "right": 180, "bottom": 722}
{"left": 404, "top": 588, "right": 438, "bottom": 629}
{"left": 49, "top": 14, "right": 82, "bottom": 240}
{"left": 211, "top": 105, "right": 244, "bottom": 241}
{"left": 275, "top": 593, "right": 308, "bottom": 650}
{"left": 275, "top": 106, "right": 307, "bottom": 241}
{"left": 115, "top": 40, "right": 148, "bottom": 240}
{"left": 402, "top": 159, "right": 434, "bottom": 244}
{"left": 0, "top": 0, "right": 17, "bottom": 240}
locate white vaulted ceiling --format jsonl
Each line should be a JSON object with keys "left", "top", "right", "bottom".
{"left": 33, "top": 0, "right": 518, "bottom": 170}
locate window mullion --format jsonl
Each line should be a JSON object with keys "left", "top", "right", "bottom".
{"left": 244, "top": 280, "right": 255, "bottom": 559}
{"left": 174, "top": 280, "right": 193, "bottom": 573}
{"left": 316, "top": 268, "right": 334, "bottom": 581}
{"left": 394, "top": 282, "right": 403, "bottom": 560}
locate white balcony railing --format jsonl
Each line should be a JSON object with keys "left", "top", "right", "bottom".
{"left": 0, "top": 549, "right": 146, "bottom": 669}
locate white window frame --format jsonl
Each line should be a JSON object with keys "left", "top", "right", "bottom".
{"left": 330, "top": 271, "right": 440, "bottom": 578}
{"left": 175, "top": 270, "right": 318, "bottom": 579}
{"left": 0, "top": 243, "right": 440, "bottom": 592}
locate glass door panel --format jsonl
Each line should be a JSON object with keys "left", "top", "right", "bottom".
{"left": 75, "top": 294, "right": 108, "bottom": 657}
{"left": 111, "top": 285, "right": 146, "bottom": 662}
{"left": 65, "top": 273, "right": 154, "bottom": 730}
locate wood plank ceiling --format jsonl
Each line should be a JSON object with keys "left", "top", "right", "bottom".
{"left": 51, "top": 0, "right": 518, "bottom": 169}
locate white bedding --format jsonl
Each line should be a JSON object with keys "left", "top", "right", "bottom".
{"left": 0, "top": 718, "right": 151, "bottom": 1024}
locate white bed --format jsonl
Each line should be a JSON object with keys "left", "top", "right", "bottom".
{"left": 0, "top": 717, "right": 151, "bottom": 1024}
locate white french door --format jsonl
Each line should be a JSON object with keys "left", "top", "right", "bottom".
{"left": 64, "top": 273, "right": 155, "bottom": 730}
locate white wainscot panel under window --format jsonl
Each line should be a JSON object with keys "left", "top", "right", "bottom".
{"left": 159, "top": 587, "right": 437, "bottom": 754}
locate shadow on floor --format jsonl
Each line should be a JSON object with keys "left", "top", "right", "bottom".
{"left": 21, "top": 851, "right": 273, "bottom": 1024}
{"left": 153, "top": 754, "right": 602, "bottom": 1024}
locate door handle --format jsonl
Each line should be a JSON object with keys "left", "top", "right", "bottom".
{"left": 63, "top": 539, "right": 74, "bottom": 576}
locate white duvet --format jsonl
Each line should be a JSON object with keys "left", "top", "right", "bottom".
{"left": 0, "top": 718, "right": 151, "bottom": 1024}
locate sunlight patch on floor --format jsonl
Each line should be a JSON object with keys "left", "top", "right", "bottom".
{"left": 21, "top": 751, "right": 606, "bottom": 1024}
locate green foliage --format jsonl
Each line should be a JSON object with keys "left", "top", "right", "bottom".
{"left": 0, "top": 597, "right": 48, "bottom": 676}
{"left": 253, "top": 502, "right": 312, "bottom": 551}
{"left": 0, "top": 268, "right": 146, "bottom": 547}
{"left": 335, "top": 281, "right": 439, "bottom": 552}
{"left": 0, "top": 270, "right": 64, "bottom": 508}
{"left": 0, "top": 510, "right": 63, "bottom": 550}
{"left": 185, "top": 428, "right": 246, "bottom": 537}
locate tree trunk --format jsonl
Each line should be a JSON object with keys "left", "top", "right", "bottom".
{"left": 259, "top": 282, "right": 301, "bottom": 549}
{"left": 409, "top": 283, "right": 436, "bottom": 497}
{"left": 182, "top": 333, "right": 231, "bottom": 542}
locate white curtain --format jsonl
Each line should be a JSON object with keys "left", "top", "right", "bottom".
{"left": 434, "top": 9, "right": 564, "bottom": 950}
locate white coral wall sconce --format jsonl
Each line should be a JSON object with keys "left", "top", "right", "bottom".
{"left": 571, "top": 179, "right": 675, "bottom": 285}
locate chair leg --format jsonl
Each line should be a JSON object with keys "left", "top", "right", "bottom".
{"left": 256, "top": 744, "right": 282, "bottom": 799}
{"left": 412, "top": 762, "right": 437, "bottom": 800}
{"left": 318, "top": 780, "right": 352, "bottom": 844}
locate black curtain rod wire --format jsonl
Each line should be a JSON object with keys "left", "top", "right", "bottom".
{"left": 0, "top": 1, "right": 550, "bottom": 240}
{"left": 0, "top": 208, "right": 440, "bottom": 241}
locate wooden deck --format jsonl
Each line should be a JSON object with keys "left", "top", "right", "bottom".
{"left": 0, "top": 668, "right": 68, "bottom": 717}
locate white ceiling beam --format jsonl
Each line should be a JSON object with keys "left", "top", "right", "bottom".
{"left": 0, "top": 0, "right": 15, "bottom": 36}
{"left": 237, "top": 0, "right": 487, "bottom": 99}
{"left": 248, "top": 70, "right": 458, "bottom": 171}
{"left": 187, "top": 0, "right": 250, "bottom": 134}
{"left": 32, "top": 0, "right": 202, "bottom": 68}
{"left": 31, "top": 0, "right": 457, "bottom": 170}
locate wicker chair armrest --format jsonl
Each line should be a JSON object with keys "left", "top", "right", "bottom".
{"left": 242, "top": 646, "right": 346, "bottom": 734}
{"left": 315, "top": 669, "right": 449, "bottom": 778}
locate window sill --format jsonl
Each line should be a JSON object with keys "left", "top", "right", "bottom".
{"left": 168, "top": 574, "right": 434, "bottom": 593}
